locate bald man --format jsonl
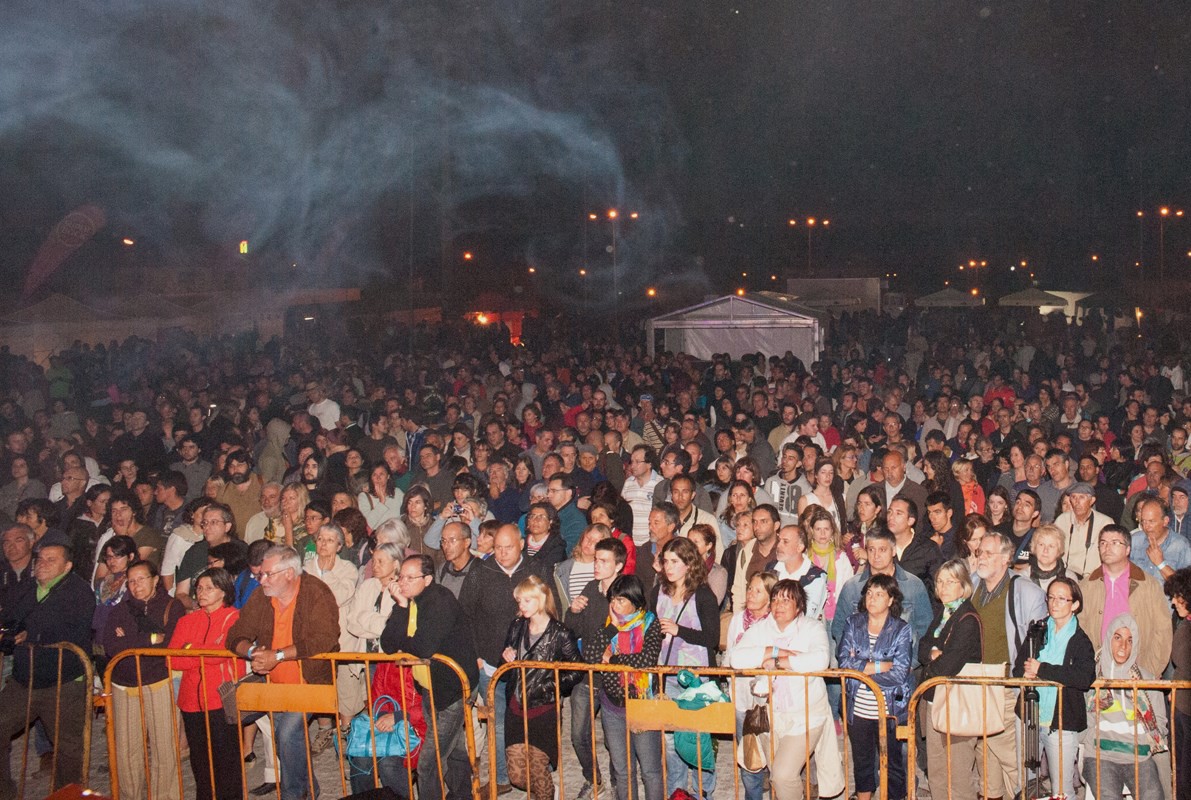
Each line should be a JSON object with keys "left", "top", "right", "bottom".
{"left": 459, "top": 524, "right": 557, "bottom": 791}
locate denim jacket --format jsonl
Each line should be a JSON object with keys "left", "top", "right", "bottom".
{"left": 835, "top": 611, "right": 915, "bottom": 722}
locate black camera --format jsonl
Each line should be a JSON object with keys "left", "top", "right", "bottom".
{"left": 1025, "top": 618, "right": 1048, "bottom": 659}
{"left": 0, "top": 622, "right": 22, "bottom": 655}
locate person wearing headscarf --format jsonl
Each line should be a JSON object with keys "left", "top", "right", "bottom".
{"left": 1082, "top": 613, "right": 1167, "bottom": 797}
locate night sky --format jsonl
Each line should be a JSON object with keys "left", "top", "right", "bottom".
{"left": 1, "top": 1, "right": 1189, "bottom": 308}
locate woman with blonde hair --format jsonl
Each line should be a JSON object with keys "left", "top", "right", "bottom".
{"left": 1022, "top": 523, "right": 1078, "bottom": 591}
{"left": 501, "top": 575, "right": 582, "bottom": 772}
{"left": 278, "top": 483, "right": 310, "bottom": 549}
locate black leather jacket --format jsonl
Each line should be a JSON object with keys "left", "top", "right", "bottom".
{"left": 501, "top": 616, "right": 582, "bottom": 708}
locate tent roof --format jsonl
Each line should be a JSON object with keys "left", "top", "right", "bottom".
{"left": 998, "top": 288, "right": 1067, "bottom": 307}
{"left": 914, "top": 287, "right": 984, "bottom": 307}
{"left": 650, "top": 292, "right": 828, "bottom": 327}
{"left": 4, "top": 293, "right": 106, "bottom": 324}
{"left": 90, "top": 293, "right": 191, "bottom": 319}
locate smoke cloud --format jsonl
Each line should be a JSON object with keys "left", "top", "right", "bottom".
{"left": 0, "top": 0, "right": 683, "bottom": 296}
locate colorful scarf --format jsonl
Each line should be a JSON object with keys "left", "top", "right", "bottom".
{"left": 933, "top": 598, "right": 965, "bottom": 637}
{"left": 735, "top": 608, "right": 769, "bottom": 647}
{"left": 605, "top": 607, "right": 657, "bottom": 699}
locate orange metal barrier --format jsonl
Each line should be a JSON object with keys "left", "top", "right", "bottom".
{"left": 102, "top": 649, "right": 476, "bottom": 800}
{"left": 905, "top": 674, "right": 1191, "bottom": 800}
{"left": 3, "top": 641, "right": 95, "bottom": 800}
{"left": 486, "top": 661, "right": 891, "bottom": 800}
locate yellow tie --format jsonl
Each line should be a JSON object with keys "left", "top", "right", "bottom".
{"left": 406, "top": 600, "right": 433, "bottom": 689}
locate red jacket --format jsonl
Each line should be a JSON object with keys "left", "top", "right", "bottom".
{"left": 169, "top": 606, "right": 244, "bottom": 713}
{"left": 369, "top": 661, "right": 427, "bottom": 769}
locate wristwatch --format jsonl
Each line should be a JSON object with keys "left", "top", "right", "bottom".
{"left": 245, "top": 644, "right": 257, "bottom": 660}
{"left": 275, "top": 649, "right": 286, "bottom": 662}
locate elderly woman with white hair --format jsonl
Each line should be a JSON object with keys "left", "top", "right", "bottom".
{"left": 302, "top": 521, "right": 361, "bottom": 753}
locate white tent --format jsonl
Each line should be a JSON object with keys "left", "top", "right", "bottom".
{"left": 998, "top": 288, "right": 1067, "bottom": 307}
{"left": 646, "top": 292, "right": 826, "bottom": 365}
{"left": 914, "top": 287, "right": 984, "bottom": 307}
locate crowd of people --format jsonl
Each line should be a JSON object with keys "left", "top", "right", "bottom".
{"left": 1, "top": 305, "right": 1191, "bottom": 800}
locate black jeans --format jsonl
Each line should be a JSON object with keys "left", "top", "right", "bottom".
{"left": 182, "top": 709, "right": 244, "bottom": 800}
{"left": 848, "top": 715, "right": 905, "bottom": 800}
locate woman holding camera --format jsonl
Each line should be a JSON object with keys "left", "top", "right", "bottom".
{"left": 1011, "top": 575, "right": 1095, "bottom": 800}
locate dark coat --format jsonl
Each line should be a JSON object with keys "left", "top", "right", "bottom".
{"left": 2, "top": 571, "right": 95, "bottom": 688}
{"left": 381, "top": 582, "right": 479, "bottom": 711}
{"left": 1012, "top": 620, "right": 1096, "bottom": 732}
{"left": 501, "top": 616, "right": 582, "bottom": 708}
{"left": 98, "top": 583, "right": 185, "bottom": 687}
{"left": 460, "top": 556, "right": 557, "bottom": 666}
{"left": 917, "top": 599, "right": 983, "bottom": 701}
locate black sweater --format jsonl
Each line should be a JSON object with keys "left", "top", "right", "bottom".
{"left": 648, "top": 583, "right": 720, "bottom": 667}
{"left": 917, "top": 599, "right": 983, "bottom": 701}
{"left": 1012, "top": 620, "right": 1096, "bottom": 732}
{"left": 459, "top": 556, "right": 556, "bottom": 666}
{"left": 2, "top": 572, "right": 95, "bottom": 689}
{"left": 381, "top": 582, "right": 479, "bottom": 711}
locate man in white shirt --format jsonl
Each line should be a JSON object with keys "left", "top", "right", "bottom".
{"left": 766, "top": 524, "right": 827, "bottom": 622}
{"left": 305, "top": 381, "right": 341, "bottom": 431}
{"left": 620, "top": 444, "right": 661, "bottom": 584}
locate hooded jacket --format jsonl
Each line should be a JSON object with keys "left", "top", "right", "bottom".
{"left": 257, "top": 418, "right": 292, "bottom": 485}
{"left": 1083, "top": 613, "right": 1168, "bottom": 763}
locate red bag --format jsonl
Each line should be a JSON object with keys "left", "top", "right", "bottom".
{"left": 370, "top": 662, "right": 428, "bottom": 769}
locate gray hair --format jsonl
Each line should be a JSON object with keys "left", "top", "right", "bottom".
{"left": 980, "top": 531, "right": 1015, "bottom": 558}
{"left": 465, "top": 497, "right": 488, "bottom": 517}
{"left": 318, "top": 521, "right": 346, "bottom": 549}
{"left": 374, "top": 518, "right": 410, "bottom": 549}
{"left": 935, "top": 558, "right": 974, "bottom": 600}
{"left": 264, "top": 545, "right": 303, "bottom": 576}
{"left": 529, "top": 482, "right": 549, "bottom": 500}
{"left": 374, "top": 542, "right": 405, "bottom": 563}
{"left": 2, "top": 523, "right": 35, "bottom": 546}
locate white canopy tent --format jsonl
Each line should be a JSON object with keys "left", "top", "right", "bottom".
{"left": 914, "top": 287, "right": 984, "bottom": 307}
{"left": 646, "top": 292, "right": 826, "bottom": 365}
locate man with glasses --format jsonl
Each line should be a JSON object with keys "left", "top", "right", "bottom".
{"left": 547, "top": 474, "right": 586, "bottom": 552}
{"left": 435, "top": 521, "right": 477, "bottom": 597}
{"left": 621, "top": 445, "right": 661, "bottom": 582}
{"left": 381, "top": 554, "right": 479, "bottom": 800}
{"left": 1078, "top": 524, "right": 1172, "bottom": 676}
{"left": 175, "top": 504, "right": 245, "bottom": 606}
{"left": 0, "top": 542, "right": 94, "bottom": 795}
{"left": 229, "top": 545, "right": 340, "bottom": 800}
{"left": 970, "top": 531, "right": 1047, "bottom": 800}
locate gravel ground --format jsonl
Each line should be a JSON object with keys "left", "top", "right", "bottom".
{"left": 8, "top": 703, "right": 894, "bottom": 800}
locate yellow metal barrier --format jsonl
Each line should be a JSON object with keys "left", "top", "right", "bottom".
{"left": 486, "top": 660, "right": 891, "bottom": 800}
{"left": 103, "top": 649, "right": 477, "bottom": 800}
{"left": 904, "top": 674, "right": 1191, "bottom": 800}
{"left": 4, "top": 641, "right": 95, "bottom": 800}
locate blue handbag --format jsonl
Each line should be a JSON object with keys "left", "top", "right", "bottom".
{"left": 342, "top": 695, "right": 422, "bottom": 759}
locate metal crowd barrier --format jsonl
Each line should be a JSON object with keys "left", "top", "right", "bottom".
{"left": 904, "top": 674, "right": 1191, "bottom": 800}
{"left": 102, "top": 649, "right": 476, "bottom": 800}
{"left": 3, "top": 641, "right": 95, "bottom": 800}
{"left": 485, "top": 661, "right": 891, "bottom": 800}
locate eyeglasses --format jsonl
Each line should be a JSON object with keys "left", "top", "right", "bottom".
{"left": 258, "top": 567, "right": 293, "bottom": 581}
{"left": 1046, "top": 595, "right": 1074, "bottom": 604}
{"left": 1098, "top": 539, "right": 1130, "bottom": 549}
{"left": 397, "top": 573, "right": 429, "bottom": 583}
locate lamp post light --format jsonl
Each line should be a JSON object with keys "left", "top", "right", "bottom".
{"left": 1158, "top": 206, "right": 1185, "bottom": 280}
{"left": 788, "top": 217, "right": 830, "bottom": 277}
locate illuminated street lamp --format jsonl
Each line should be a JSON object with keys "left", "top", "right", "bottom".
{"left": 787, "top": 216, "right": 831, "bottom": 276}
{"left": 1159, "top": 206, "right": 1185, "bottom": 280}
